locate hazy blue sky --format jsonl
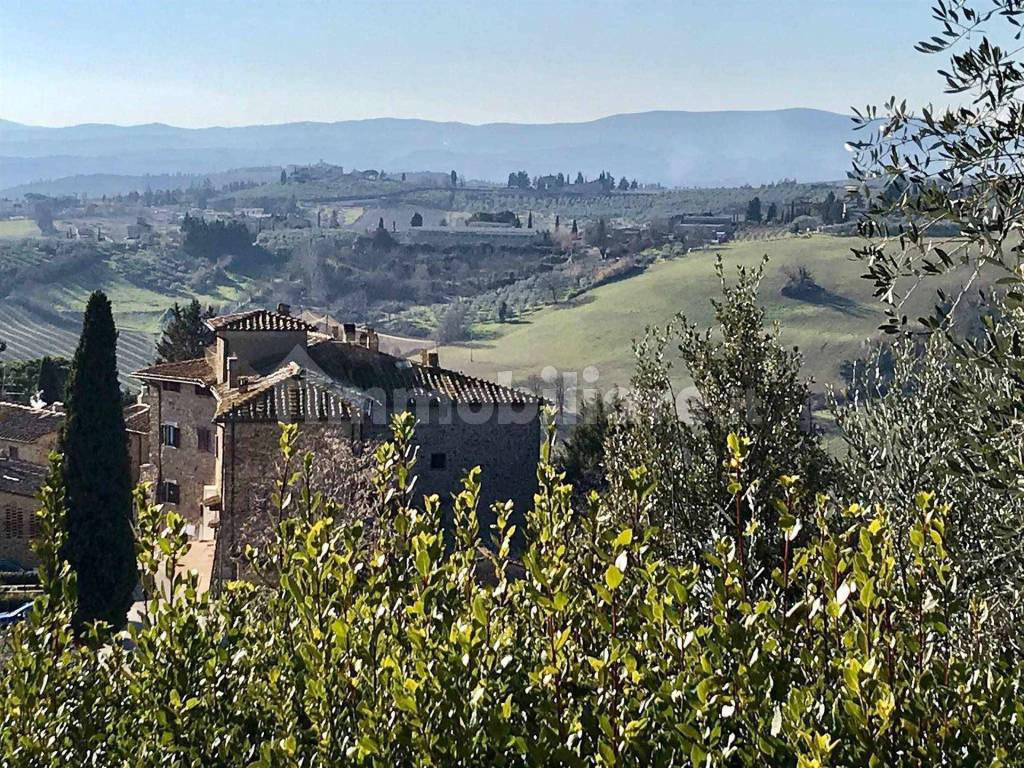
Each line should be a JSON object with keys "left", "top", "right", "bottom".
{"left": 2, "top": 1, "right": 949, "bottom": 127}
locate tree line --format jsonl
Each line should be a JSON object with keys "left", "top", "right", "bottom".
{"left": 508, "top": 170, "right": 639, "bottom": 191}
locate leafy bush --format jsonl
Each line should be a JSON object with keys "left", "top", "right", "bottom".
{"left": 1, "top": 416, "right": 1021, "bottom": 765}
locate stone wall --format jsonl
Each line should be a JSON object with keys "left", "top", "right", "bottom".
{"left": 141, "top": 382, "right": 218, "bottom": 530}
{"left": 0, "top": 434, "right": 57, "bottom": 465}
{"left": 0, "top": 491, "right": 40, "bottom": 568}
{"left": 218, "top": 330, "right": 307, "bottom": 381}
{"left": 212, "top": 403, "right": 540, "bottom": 585}
{"left": 215, "top": 419, "right": 361, "bottom": 583}
{"left": 384, "top": 402, "right": 541, "bottom": 535}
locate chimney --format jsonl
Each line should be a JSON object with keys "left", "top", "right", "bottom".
{"left": 277, "top": 302, "right": 291, "bottom": 316}
{"left": 420, "top": 349, "right": 430, "bottom": 367}
{"left": 427, "top": 351, "right": 439, "bottom": 368}
{"left": 226, "top": 356, "right": 239, "bottom": 389}
{"left": 368, "top": 329, "right": 379, "bottom": 352}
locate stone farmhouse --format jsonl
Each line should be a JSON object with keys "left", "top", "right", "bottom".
{"left": 0, "top": 403, "right": 63, "bottom": 567}
{"left": 0, "top": 400, "right": 150, "bottom": 568}
{"left": 132, "top": 306, "right": 541, "bottom": 585}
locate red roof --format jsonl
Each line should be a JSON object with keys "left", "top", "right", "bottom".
{"left": 206, "top": 309, "right": 312, "bottom": 332}
{"left": 0, "top": 456, "right": 48, "bottom": 497}
{"left": 124, "top": 403, "right": 151, "bottom": 433}
{"left": 0, "top": 402, "right": 64, "bottom": 444}
{"left": 307, "top": 339, "right": 537, "bottom": 406}
{"left": 214, "top": 363, "right": 356, "bottom": 422}
{"left": 132, "top": 357, "right": 215, "bottom": 385}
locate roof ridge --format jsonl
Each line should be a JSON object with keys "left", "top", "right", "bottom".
{"left": 206, "top": 308, "right": 313, "bottom": 332}
{"left": 0, "top": 400, "right": 64, "bottom": 415}
{"left": 412, "top": 360, "right": 539, "bottom": 403}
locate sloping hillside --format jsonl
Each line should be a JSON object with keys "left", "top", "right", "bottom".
{"left": 438, "top": 236, "right": 970, "bottom": 393}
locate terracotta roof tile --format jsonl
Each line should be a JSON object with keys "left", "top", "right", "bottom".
{"left": 215, "top": 363, "right": 356, "bottom": 422}
{"left": 132, "top": 357, "right": 215, "bottom": 385}
{"left": 206, "top": 309, "right": 312, "bottom": 332}
{"left": 0, "top": 456, "right": 48, "bottom": 497}
{"left": 124, "top": 403, "right": 150, "bottom": 433}
{"left": 306, "top": 340, "right": 537, "bottom": 406}
{"left": 0, "top": 402, "right": 64, "bottom": 444}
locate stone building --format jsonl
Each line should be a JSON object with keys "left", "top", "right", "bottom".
{"left": 0, "top": 403, "right": 63, "bottom": 567}
{"left": 0, "top": 402, "right": 63, "bottom": 464}
{"left": 133, "top": 306, "right": 540, "bottom": 585}
{"left": 0, "top": 400, "right": 151, "bottom": 568}
{"left": 0, "top": 458, "right": 48, "bottom": 567}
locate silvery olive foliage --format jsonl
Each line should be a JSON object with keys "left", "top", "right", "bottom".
{"left": 843, "top": 0, "right": 1024, "bottom": 637}
{"left": 849, "top": 0, "right": 1024, "bottom": 333}
{"left": 834, "top": 330, "right": 1024, "bottom": 649}
{"left": 2, "top": 416, "right": 1021, "bottom": 766}
{"left": 847, "top": 0, "right": 1024, "bottom": 482}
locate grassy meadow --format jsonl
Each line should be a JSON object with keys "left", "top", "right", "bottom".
{"left": 0, "top": 219, "right": 41, "bottom": 238}
{"left": 439, "top": 235, "right": 964, "bottom": 393}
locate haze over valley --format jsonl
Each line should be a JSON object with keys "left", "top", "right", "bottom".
{"left": 0, "top": 108, "right": 855, "bottom": 192}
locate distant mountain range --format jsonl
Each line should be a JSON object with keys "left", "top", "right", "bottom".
{"left": 0, "top": 109, "right": 856, "bottom": 194}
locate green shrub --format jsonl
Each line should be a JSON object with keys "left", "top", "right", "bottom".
{"left": 1, "top": 416, "right": 1021, "bottom": 766}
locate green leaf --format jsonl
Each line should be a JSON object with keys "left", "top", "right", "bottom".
{"left": 280, "top": 735, "right": 297, "bottom": 756}
{"left": 605, "top": 565, "right": 624, "bottom": 590}
{"left": 690, "top": 742, "right": 708, "bottom": 766}
{"left": 415, "top": 546, "right": 431, "bottom": 578}
{"left": 613, "top": 528, "right": 633, "bottom": 548}
{"left": 472, "top": 593, "right": 488, "bottom": 624}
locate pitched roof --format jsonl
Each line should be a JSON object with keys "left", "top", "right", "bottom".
{"left": 133, "top": 357, "right": 215, "bottom": 386}
{"left": 306, "top": 339, "right": 537, "bottom": 406}
{"left": 0, "top": 402, "right": 64, "bottom": 444}
{"left": 0, "top": 456, "right": 48, "bottom": 497}
{"left": 206, "top": 309, "right": 312, "bottom": 332}
{"left": 214, "top": 362, "right": 356, "bottom": 422}
{"left": 124, "top": 403, "right": 150, "bottom": 434}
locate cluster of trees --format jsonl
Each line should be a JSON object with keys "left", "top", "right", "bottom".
{"left": 745, "top": 190, "right": 846, "bottom": 225}
{"left": 506, "top": 170, "right": 639, "bottom": 192}
{"left": 0, "top": 356, "right": 68, "bottom": 405}
{"left": 155, "top": 300, "right": 216, "bottom": 363}
{"left": 180, "top": 213, "right": 260, "bottom": 261}
{"left": 3, "top": 306, "right": 1022, "bottom": 762}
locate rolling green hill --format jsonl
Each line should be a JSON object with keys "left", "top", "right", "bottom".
{"left": 438, "top": 235, "right": 967, "bottom": 393}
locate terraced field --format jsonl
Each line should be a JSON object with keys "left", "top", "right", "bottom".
{"left": 1, "top": 241, "right": 257, "bottom": 388}
{"left": 0, "top": 301, "right": 156, "bottom": 385}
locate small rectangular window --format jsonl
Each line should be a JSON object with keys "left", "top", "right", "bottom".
{"left": 3, "top": 506, "right": 23, "bottom": 539}
{"left": 28, "top": 510, "right": 41, "bottom": 540}
{"left": 161, "top": 423, "right": 180, "bottom": 448}
{"left": 161, "top": 381, "right": 181, "bottom": 392}
{"left": 157, "top": 481, "right": 180, "bottom": 505}
{"left": 197, "top": 427, "right": 211, "bottom": 453}
{"left": 430, "top": 452, "right": 447, "bottom": 470}
{"left": 8, "top": 446, "right": 18, "bottom": 460}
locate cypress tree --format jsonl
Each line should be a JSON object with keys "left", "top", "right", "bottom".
{"left": 60, "top": 291, "right": 136, "bottom": 632}
{"left": 37, "top": 355, "right": 65, "bottom": 404}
